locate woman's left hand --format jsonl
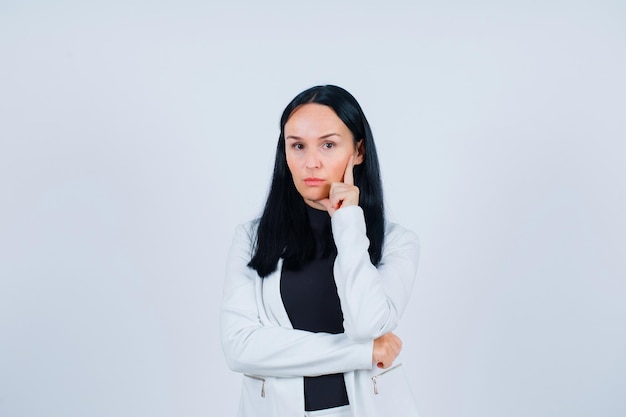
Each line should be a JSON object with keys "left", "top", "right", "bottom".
{"left": 372, "top": 332, "right": 402, "bottom": 369}
{"left": 319, "top": 156, "right": 359, "bottom": 216}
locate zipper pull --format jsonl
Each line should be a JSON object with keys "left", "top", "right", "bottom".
{"left": 261, "top": 380, "right": 265, "bottom": 398}
{"left": 372, "top": 376, "right": 379, "bottom": 395}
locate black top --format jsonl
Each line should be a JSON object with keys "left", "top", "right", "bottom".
{"left": 280, "top": 205, "right": 349, "bottom": 411}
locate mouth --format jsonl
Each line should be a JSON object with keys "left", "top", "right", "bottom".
{"left": 303, "top": 178, "right": 324, "bottom": 186}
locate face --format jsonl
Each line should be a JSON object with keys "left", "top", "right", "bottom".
{"left": 284, "top": 103, "right": 364, "bottom": 210}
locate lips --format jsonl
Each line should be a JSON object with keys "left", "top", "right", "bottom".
{"left": 304, "top": 178, "right": 324, "bottom": 186}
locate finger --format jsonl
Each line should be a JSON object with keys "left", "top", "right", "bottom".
{"left": 392, "top": 335, "right": 402, "bottom": 350}
{"left": 395, "top": 338, "right": 403, "bottom": 353}
{"left": 391, "top": 335, "right": 402, "bottom": 349}
{"left": 391, "top": 344, "right": 401, "bottom": 359}
{"left": 317, "top": 198, "right": 334, "bottom": 213}
{"left": 388, "top": 339, "right": 401, "bottom": 359}
{"left": 343, "top": 155, "right": 354, "bottom": 186}
{"left": 329, "top": 184, "right": 359, "bottom": 209}
{"left": 326, "top": 185, "right": 341, "bottom": 210}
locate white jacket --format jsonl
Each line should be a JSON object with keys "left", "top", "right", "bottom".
{"left": 221, "top": 206, "right": 420, "bottom": 417}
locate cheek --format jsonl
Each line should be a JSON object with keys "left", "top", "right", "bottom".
{"left": 329, "top": 159, "right": 349, "bottom": 180}
{"left": 285, "top": 154, "right": 298, "bottom": 176}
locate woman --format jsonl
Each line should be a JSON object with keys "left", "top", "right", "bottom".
{"left": 221, "top": 85, "right": 420, "bottom": 417}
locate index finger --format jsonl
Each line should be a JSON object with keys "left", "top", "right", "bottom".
{"left": 343, "top": 155, "right": 355, "bottom": 185}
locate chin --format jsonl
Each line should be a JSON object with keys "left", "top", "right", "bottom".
{"left": 299, "top": 190, "right": 328, "bottom": 203}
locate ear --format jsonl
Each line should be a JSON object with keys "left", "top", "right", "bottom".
{"left": 354, "top": 139, "right": 365, "bottom": 165}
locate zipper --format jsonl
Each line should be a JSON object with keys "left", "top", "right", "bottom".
{"left": 244, "top": 374, "right": 266, "bottom": 398}
{"left": 371, "top": 363, "right": 402, "bottom": 395}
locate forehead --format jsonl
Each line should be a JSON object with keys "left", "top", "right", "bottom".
{"left": 284, "top": 103, "right": 351, "bottom": 138}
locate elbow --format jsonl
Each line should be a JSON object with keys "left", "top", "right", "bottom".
{"left": 221, "top": 328, "right": 254, "bottom": 373}
{"left": 223, "top": 341, "right": 257, "bottom": 373}
{"left": 222, "top": 339, "right": 242, "bottom": 372}
{"left": 221, "top": 325, "right": 268, "bottom": 374}
{"left": 224, "top": 352, "right": 246, "bottom": 373}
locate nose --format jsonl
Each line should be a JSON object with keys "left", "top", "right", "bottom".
{"left": 304, "top": 150, "right": 320, "bottom": 169}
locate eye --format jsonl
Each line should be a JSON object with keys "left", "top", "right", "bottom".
{"left": 293, "top": 143, "right": 304, "bottom": 150}
{"left": 322, "top": 142, "right": 335, "bottom": 149}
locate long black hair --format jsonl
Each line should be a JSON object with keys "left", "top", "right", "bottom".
{"left": 248, "top": 85, "right": 385, "bottom": 277}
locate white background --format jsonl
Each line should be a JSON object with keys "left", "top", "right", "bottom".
{"left": 1, "top": 1, "right": 625, "bottom": 416}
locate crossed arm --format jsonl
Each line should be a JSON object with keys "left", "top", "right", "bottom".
{"left": 220, "top": 207, "right": 419, "bottom": 377}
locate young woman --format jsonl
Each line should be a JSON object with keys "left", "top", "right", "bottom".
{"left": 221, "top": 85, "right": 420, "bottom": 417}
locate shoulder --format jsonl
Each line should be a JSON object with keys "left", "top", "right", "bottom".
{"left": 380, "top": 220, "right": 420, "bottom": 262}
{"left": 229, "top": 219, "right": 260, "bottom": 255}
{"left": 384, "top": 221, "right": 419, "bottom": 245}
{"left": 240, "top": 218, "right": 259, "bottom": 237}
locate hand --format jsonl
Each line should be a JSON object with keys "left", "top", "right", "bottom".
{"left": 372, "top": 332, "right": 402, "bottom": 369}
{"left": 318, "top": 156, "right": 359, "bottom": 216}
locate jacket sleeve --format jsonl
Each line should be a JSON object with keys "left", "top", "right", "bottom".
{"left": 220, "top": 223, "right": 373, "bottom": 378}
{"left": 331, "top": 206, "right": 420, "bottom": 342}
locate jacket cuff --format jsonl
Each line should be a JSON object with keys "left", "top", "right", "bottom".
{"left": 331, "top": 205, "right": 367, "bottom": 241}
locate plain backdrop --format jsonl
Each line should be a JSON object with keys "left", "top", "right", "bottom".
{"left": 1, "top": 1, "right": 625, "bottom": 416}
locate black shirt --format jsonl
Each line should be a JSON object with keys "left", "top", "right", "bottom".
{"left": 280, "top": 205, "right": 349, "bottom": 411}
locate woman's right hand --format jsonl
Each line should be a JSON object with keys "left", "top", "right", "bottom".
{"left": 372, "top": 332, "right": 402, "bottom": 369}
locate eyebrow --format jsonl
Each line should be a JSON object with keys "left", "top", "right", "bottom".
{"left": 285, "top": 133, "right": 342, "bottom": 140}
